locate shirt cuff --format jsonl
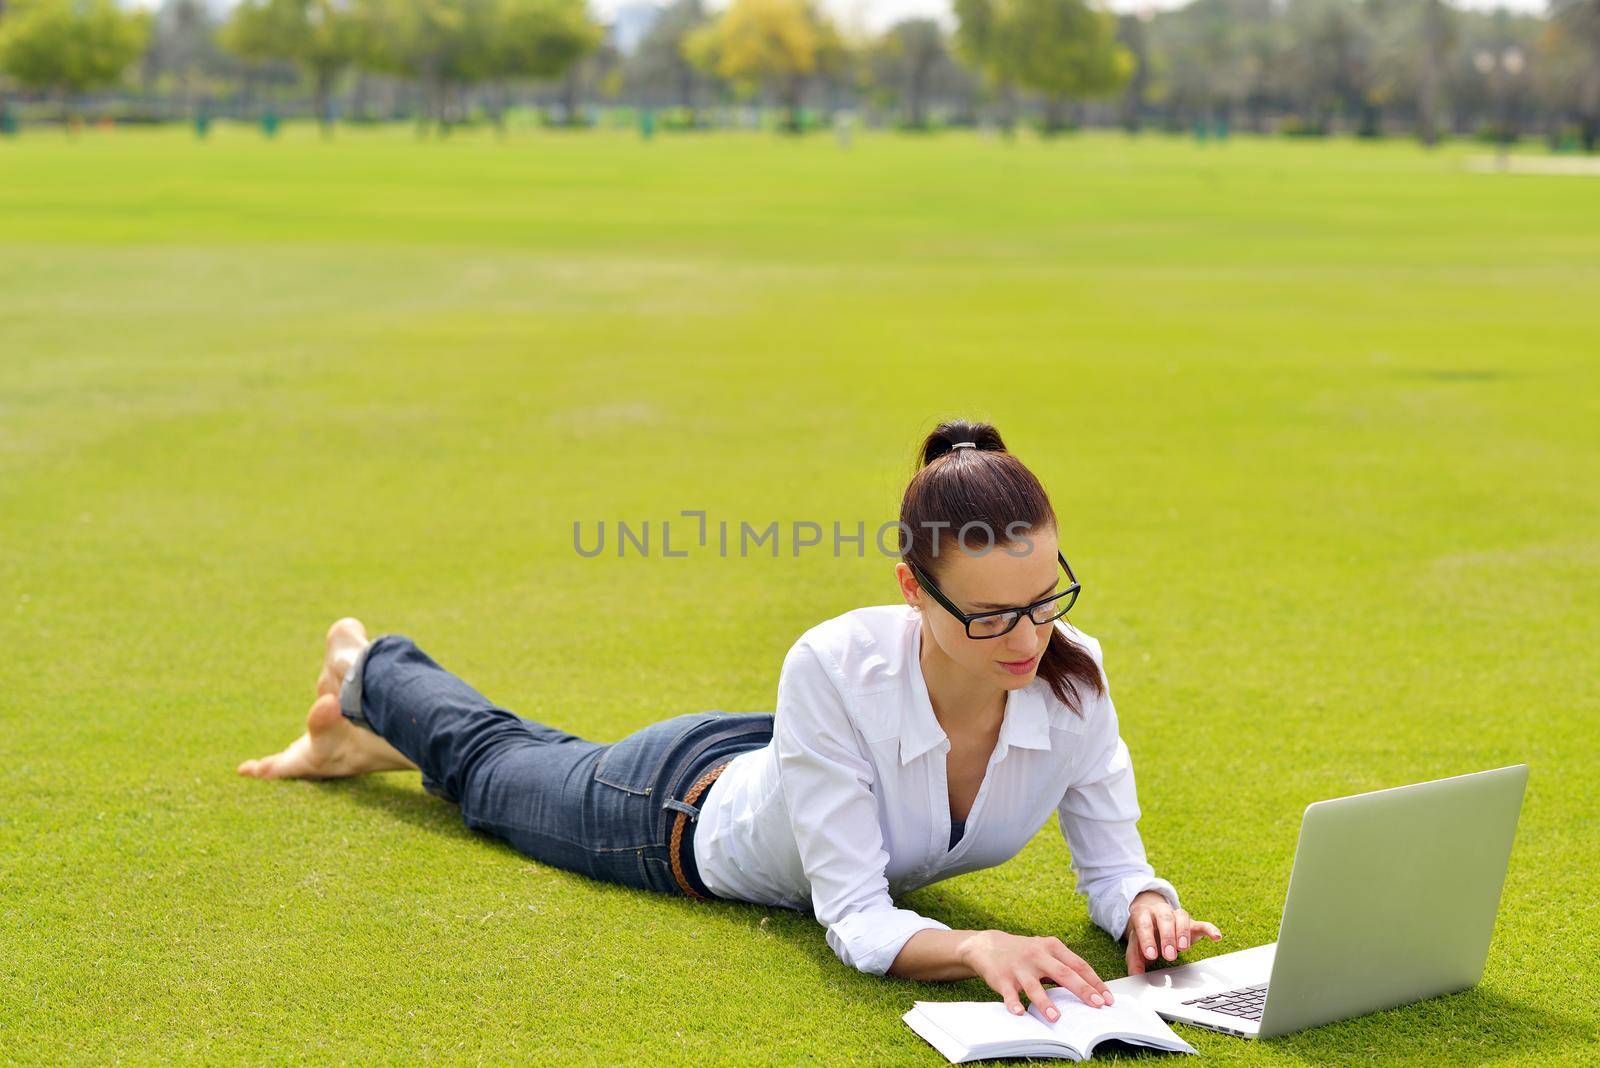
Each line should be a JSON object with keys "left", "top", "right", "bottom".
{"left": 825, "top": 907, "right": 952, "bottom": 976}
{"left": 1098, "top": 875, "right": 1181, "bottom": 944}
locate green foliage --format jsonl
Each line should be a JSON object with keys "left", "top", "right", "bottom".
{"left": 348, "top": 0, "right": 598, "bottom": 88}
{"left": 685, "top": 0, "right": 843, "bottom": 121}
{"left": 221, "top": 0, "right": 361, "bottom": 84}
{"left": 0, "top": 0, "right": 151, "bottom": 94}
{"left": 870, "top": 17, "right": 963, "bottom": 129}
{"left": 1277, "top": 112, "right": 1329, "bottom": 136}
{"left": 954, "top": 0, "right": 1131, "bottom": 104}
{"left": 494, "top": 0, "right": 601, "bottom": 81}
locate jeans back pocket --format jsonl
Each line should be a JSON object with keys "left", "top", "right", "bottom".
{"left": 592, "top": 711, "right": 715, "bottom": 795}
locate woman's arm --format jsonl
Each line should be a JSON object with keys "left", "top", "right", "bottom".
{"left": 1058, "top": 631, "right": 1224, "bottom": 972}
{"left": 891, "top": 928, "right": 1118, "bottom": 1019}
{"left": 773, "top": 639, "right": 953, "bottom": 975}
{"left": 889, "top": 927, "right": 981, "bottom": 981}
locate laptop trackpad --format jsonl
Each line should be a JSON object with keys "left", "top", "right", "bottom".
{"left": 1106, "top": 943, "right": 1277, "bottom": 1008}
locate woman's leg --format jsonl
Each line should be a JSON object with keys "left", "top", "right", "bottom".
{"left": 342, "top": 632, "right": 673, "bottom": 890}
{"left": 238, "top": 620, "right": 763, "bottom": 898}
{"left": 239, "top": 623, "right": 644, "bottom": 885}
{"left": 341, "top": 632, "right": 598, "bottom": 807}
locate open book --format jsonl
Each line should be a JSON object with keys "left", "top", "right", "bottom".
{"left": 903, "top": 986, "right": 1196, "bottom": 1063}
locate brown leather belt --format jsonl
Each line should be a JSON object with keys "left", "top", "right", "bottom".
{"left": 669, "top": 758, "right": 733, "bottom": 901}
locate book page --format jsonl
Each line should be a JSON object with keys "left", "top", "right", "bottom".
{"left": 902, "top": 1007, "right": 981, "bottom": 1064}
{"left": 1026, "top": 988, "right": 1195, "bottom": 1054}
{"left": 908, "top": 998, "right": 1064, "bottom": 1052}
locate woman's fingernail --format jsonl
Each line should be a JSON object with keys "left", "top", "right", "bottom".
{"left": 1145, "top": 946, "right": 1156, "bottom": 959}
{"left": 1011, "top": 1005, "right": 1023, "bottom": 1015}
{"left": 1046, "top": 1008, "right": 1059, "bottom": 1020}
{"left": 1090, "top": 994, "right": 1103, "bottom": 1006}
{"left": 1179, "top": 937, "right": 1188, "bottom": 949}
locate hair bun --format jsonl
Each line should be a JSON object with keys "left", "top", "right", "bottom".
{"left": 919, "top": 419, "right": 1008, "bottom": 467}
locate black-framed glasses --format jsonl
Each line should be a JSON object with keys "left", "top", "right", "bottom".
{"left": 906, "top": 550, "right": 1081, "bottom": 640}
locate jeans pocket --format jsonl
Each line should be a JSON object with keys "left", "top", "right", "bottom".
{"left": 592, "top": 712, "right": 710, "bottom": 795}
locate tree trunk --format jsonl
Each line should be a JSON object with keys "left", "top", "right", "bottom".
{"left": 492, "top": 81, "right": 508, "bottom": 139}
{"left": 782, "top": 73, "right": 803, "bottom": 133}
{"left": 1418, "top": 0, "right": 1442, "bottom": 147}
{"left": 433, "top": 77, "right": 449, "bottom": 137}
{"left": 561, "top": 68, "right": 581, "bottom": 126}
{"left": 1119, "top": 84, "right": 1142, "bottom": 133}
{"left": 1358, "top": 100, "right": 1381, "bottom": 138}
{"left": 1042, "top": 94, "right": 1068, "bottom": 135}
{"left": 907, "top": 56, "right": 931, "bottom": 130}
{"left": 315, "top": 70, "right": 334, "bottom": 138}
{"left": 998, "top": 82, "right": 1016, "bottom": 138}
{"left": 1582, "top": 63, "right": 1600, "bottom": 154}
{"left": 677, "top": 62, "right": 695, "bottom": 123}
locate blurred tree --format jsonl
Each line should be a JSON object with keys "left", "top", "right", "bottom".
{"left": 1440, "top": 7, "right": 1538, "bottom": 139}
{"left": 1149, "top": 0, "right": 1262, "bottom": 131}
{"left": 223, "top": 0, "right": 360, "bottom": 133}
{"left": 627, "top": 0, "right": 712, "bottom": 119}
{"left": 353, "top": 0, "right": 487, "bottom": 132}
{"left": 954, "top": 0, "right": 1131, "bottom": 134}
{"left": 870, "top": 17, "right": 957, "bottom": 129}
{"left": 953, "top": 0, "right": 1016, "bottom": 131}
{"left": 0, "top": 0, "right": 151, "bottom": 118}
{"left": 1551, "top": 0, "right": 1600, "bottom": 150}
{"left": 1282, "top": 0, "right": 1376, "bottom": 133}
{"left": 551, "top": 33, "right": 616, "bottom": 124}
{"left": 685, "top": 0, "right": 843, "bottom": 132}
{"left": 1355, "top": 0, "right": 1406, "bottom": 137}
{"left": 492, "top": 0, "right": 601, "bottom": 130}
{"left": 1113, "top": 10, "right": 1151, "bottom": 131}
{"left": 349, "top": 0, "right": 587, "bottom": 132}
{"left": 141, "top": 0, "right": 238, "bottom": 122}
{"left": 1417, "top": 0, "right": 1454, "bottom": 145}
{"left": 819, "top": 26, "right": 870, "bottom": 125}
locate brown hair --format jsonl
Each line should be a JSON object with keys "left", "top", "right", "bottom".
{"left": 899, "top": 418, "right": 1105, "bottom": 716}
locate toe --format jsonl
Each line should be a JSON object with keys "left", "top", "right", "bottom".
{"left": 307, "top": 692, "right": 345, "bottom": 732}
{"left": 239, "top": 756, "right": 275, "bottom": 777}
{"left": 326, "top": 616, "right": 368, "bottom": 648}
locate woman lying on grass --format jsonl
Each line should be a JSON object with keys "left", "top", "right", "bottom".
{"left": 238, "top": 417, "right": 1222, "bottom": 1022}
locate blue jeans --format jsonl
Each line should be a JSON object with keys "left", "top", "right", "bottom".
{"left": 339, "top": 634, "right": 774, "bottom": 900}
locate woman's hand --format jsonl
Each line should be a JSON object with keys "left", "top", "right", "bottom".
{"left": 1123, "top": 889, "right": 1223, "bottom": 975}
{"left": 958, "top": 930, "right": 1116, "bottom": 1021}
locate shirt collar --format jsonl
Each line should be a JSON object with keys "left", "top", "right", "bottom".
{"left": 901, "top": 621, "right": 1054, "bottom": 766}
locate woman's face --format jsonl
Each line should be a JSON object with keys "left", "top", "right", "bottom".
{"left": 896, "top": 524, "right": 1061, "bottom": 690}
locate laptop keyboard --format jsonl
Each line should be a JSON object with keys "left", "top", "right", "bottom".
{"left": 1180, "top": 983, "right": 1268, "bottom": 1021}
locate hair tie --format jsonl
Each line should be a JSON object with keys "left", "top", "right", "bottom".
{"left": 950, "top": 442, "right": 977, "bottom": 450}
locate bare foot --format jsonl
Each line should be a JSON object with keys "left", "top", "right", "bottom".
{"left": 317, "top": 617, "right": 370, "bottom": 700}
{"left": 237, "top": 618, "right": 420, "bottom": 780}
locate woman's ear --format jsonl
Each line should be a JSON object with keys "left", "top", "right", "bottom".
{"left": 894, "top": 562, "right": 922, "bottom": 610}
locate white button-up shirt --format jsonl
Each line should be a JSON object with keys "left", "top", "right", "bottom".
{"left": 692, "top": 603, "right": 1180, "bottom": 976}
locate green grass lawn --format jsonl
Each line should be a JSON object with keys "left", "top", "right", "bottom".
{"left": 1, "top": 123, "right": 1597, "bottom": 1064}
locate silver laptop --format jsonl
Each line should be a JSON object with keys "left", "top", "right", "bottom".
{"left": 1105, "top": 764, "right": 1528, "bottom": 1039}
